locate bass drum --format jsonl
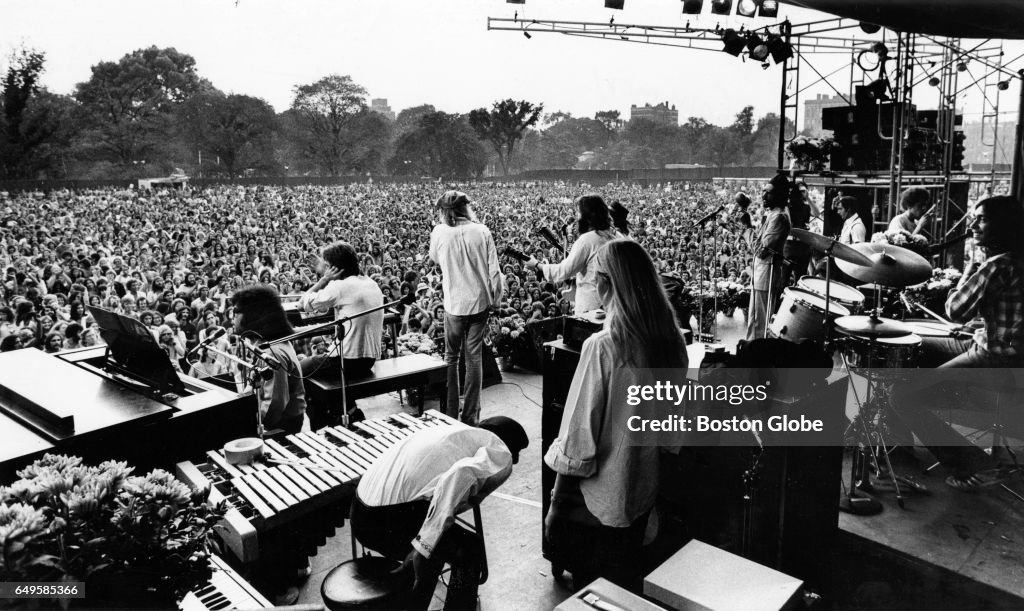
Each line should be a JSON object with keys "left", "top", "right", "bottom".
{"left": 769, "top": 288, "right": 850, "bottom": 344}
{"left": 840, "top": 332, "right": 922, "bottom": 371}
{"left": 797, "top": 276, "right": 865, "bottom": 314}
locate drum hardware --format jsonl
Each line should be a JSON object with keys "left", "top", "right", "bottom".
{"left": 835, "top": 242, "right": 933, "bottom": 288}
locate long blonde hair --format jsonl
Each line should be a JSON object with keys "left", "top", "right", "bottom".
{"left": 600, "top": 239, "right": 687, "bottom": 369}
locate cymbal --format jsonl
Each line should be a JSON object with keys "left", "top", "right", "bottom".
{"left": 836, "top": 315, "right": 911, "bottom": 338}
{"left": 788, "top": 229, "right": 873, "bottom": 266}
{"left": 836, "top": 242, "right": 933, "bottom": 287}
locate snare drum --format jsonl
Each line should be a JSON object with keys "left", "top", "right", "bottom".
{"left": 797, "top": 276, "right": 865, "bottom": 314}
{"left": 841, "top": 332, "right": 922, "bottom": 369}
{"left": 901, "top": 319, "right": 956, "bottom": 338}
{"left": 769, "top": 288, "right": 851, "bottom": 344}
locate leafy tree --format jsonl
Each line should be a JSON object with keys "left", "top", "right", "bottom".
{"left": 289, "top": 74, "right": 375, "bottom": 175}
{"left": 730, "top": 105, "right": 759, "bottom": 165}
{"left": 468, "top": 99, "right": 543, "bottom": 176}
{"left": 393, "top": 104, "right": 436, "bottom": 138}
{"left": 594, "top": 110, "right": 623, "bottom": 132}
{"left": 75, "top": 47, "right": 204, "bottom": 166}
{"left": 389, "top": 111, "right": 486, "bottom": 178}
{"left": 179, "top": 91, "right": 279, "bottom": 176}
{"left": 701, "top": 125, "right": 741, "bottom": 172}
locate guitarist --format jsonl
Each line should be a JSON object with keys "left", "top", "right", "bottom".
{"left": 889, "top": 187, "right": 934, "bottom": 240}
{"left": 525, "top": 194, "right": 617, "bottom": 315}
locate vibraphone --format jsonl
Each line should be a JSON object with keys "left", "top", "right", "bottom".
{"left": 176, "top": 409, "right": 461, "bottom": 563}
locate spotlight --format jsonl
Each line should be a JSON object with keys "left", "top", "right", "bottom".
{"left": 710, "top": 0, "right": 732, "bottom": 15}
{"left": 722, "top": 28, "right": 746, "bottom": 56}
{"left": 747, "top": 33, "right": 769, "bottom": 61}
{"left": 866, "top": 78, "right": 890, "bottom": 101}
{"left": 998, "top": 80, "right": 1010, "bottom": 91}
{"left": 682, "top": 0, "right": 704, "bottom": 14}
{"left": 766, "top": 33, "right": 793, "bottom": 63}
{"left": 928, "top": 76, "right": 940, "bottom": 87}
{"left": 605, "top": 0, "right": 624, "bottom": 8}
{"left": 523, "top": 31, "right": 532, "bottom": 39}
{"left": 860, "top": 22, "right": 881, "bottom": 34}
{"left": 957, "top": 62, "right": 968, "bottom": 72}
{"left": 737, "top": 0, "right": 757, "bottom": 17}
{"left": 759, "top": 0, "right": 778, "bottom": 17}
{"left": 506, "top": 0, "right": 525, "bottom": 4}
{"left": 870, "top": 41, "right": 889, "bottom": 59}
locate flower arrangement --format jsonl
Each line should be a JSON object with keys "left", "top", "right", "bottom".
{"left": 395, "top": 332, "right": 437, "bottom": 356}
{"left": 904, "top": 267, "right": 962, "bottom": 314}
{"left": 488, "top": 314, "right": 528, "bottom": 359}
{"left": 0, "top": 454, "right": 225, "bottom": 607}
{"left": 785, "top": 136, "right": 834, "bottom": 172}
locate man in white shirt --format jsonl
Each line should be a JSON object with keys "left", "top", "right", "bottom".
{"left": 429, "top": 191, "right": 502, "bottom": 426}
{"left": 299, "top": 241, "right": 384, "bottom": 422}
{"left": 352, "top": 416, "right": 528, "bottom": 610}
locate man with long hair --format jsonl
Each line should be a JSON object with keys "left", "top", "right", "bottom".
{"left": 429, "top": 191, "right": 502, "bottom": 426}
{"left": 298, "top": 241, "right": 384, "bottom": 423}
{"left": 526, "top": 194, "right": 617, "bottom": 315}
{"left": 544, "top": 239, "right": 688, "bottom": 591}
{"left": 231, "top": 285, "right": 307, "bottom": 435}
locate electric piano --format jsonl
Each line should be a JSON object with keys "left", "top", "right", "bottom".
{"left": 179, "top": 553, "right": 271, "bottom": 611}
{"left": 176, "top": 409, "right": 461, "bottom": 564}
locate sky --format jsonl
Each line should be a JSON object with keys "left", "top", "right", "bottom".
{"left": 2, "top": 0, "right": 1023, "bottom": 127}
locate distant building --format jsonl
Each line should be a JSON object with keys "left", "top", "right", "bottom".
{"left": 963, "top": 120, "right": 1016, "bottom": 166}
{"left": 803, "top": 93, "right": 848, "bottom": 136}
{"left": 370, "top": 98, "right": 395, "bottom": 121}
{"left": 630, "top": 102, "right": 678, "bottom": 126}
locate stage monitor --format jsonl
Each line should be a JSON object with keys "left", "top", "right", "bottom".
{"left": 87, "top": 306, "right": 187, "bottom": 395}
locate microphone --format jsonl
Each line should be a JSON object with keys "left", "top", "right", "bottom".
{"left": 186, "top": 327, "right": 226, "bottom": 358}
{"left": 537, "top": 227, "right": 565, "bottom": 252}
{"left": 692, "top": 205, "right": 726, "bottom": 227}
{"left": 559, "top": 217, "right": 575, "bottom": 236}
{"left": 241, "top": 336, "right": 282, "bottom": 370}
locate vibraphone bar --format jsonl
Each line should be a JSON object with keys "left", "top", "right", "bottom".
{"left": 176, "top": 410, "right": 460, "bottom": 562}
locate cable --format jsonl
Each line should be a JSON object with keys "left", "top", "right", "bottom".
{"left": 499, "top": 381, "right": 542, "bottom": 409}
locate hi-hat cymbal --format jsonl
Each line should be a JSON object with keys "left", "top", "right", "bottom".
{"left": 789, "top": 229, "right": 873, "bottom": 266}
{"left": 836, "top": 242, "right": 932, "bottom": 287}
{"left": 836, "top": 315, "right": 911, "bottom": 338}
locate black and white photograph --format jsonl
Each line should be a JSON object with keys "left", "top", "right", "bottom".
{"left": 2, "top": 1, "right": 1024, "bottom": 609}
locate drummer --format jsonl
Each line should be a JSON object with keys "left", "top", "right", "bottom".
{"left": 746, "top": 174, "right": 791, "bottom": 341}
{"left": 890, "top": 196, "right": 1024, "bottom": 491}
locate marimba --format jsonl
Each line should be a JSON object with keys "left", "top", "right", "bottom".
{"left": 176, "top": 409, "right": 461, "bottom": 563}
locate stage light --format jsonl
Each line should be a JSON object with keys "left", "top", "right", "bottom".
{"left": 523, "top": 31, "right": 532, "bottom": 39}
{"left": 928, "top": 76, "right": 940, "bottom": 87}
{"left": 506, "top": 0, "right": 525, "bottom": 4}
{"left": 737, "top": 0, "right": 757, "bottom": 17}
{"left": 747, "top": 33, "right": 769, "bottom": 61}
{"left": 682, "top": 0, "right": 704, "bottom": 14}
{"left": 957, "top": 62, "right": 968, "bottom": 72}
{"left": 860, "top": 22, "right": 881, "bottom": 34}
{"left": 759, "top": 0, "right": 779, "bottom": 17}
{"left": 766, "top": 33, "right": 793, "bottom": 63}
{"left": 722, "top": 28, "right": 746, "bottom": 56}
{"left": 605, "top": 0, "right": 624, "bottom": 9}
{"left": 998, "top": 80, "right": 1010, "bottom": 91}
{"left": 710, "top": 0, "right": 732, "bottom": 15}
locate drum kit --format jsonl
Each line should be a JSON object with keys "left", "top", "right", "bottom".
{"left": 783, "top": 230, "right": 963, "bottom": 514}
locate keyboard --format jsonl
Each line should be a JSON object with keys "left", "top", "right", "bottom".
{"left": 178, "top": 553, "right": 271, "bottom": 610}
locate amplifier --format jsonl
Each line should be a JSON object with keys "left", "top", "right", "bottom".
{"left": 562, "top": 310, "right": 605, "bottom": 350}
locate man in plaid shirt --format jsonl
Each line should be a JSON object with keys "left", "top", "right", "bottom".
{"left": 890, "top": 196, "right": 1024, "bottom": 492}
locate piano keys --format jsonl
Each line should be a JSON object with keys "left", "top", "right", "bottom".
{"left": 179, "top": 553, "right": 271, "bottom": 611}
{"left": 175, "top": 409, "right": 460, "bottom": 563}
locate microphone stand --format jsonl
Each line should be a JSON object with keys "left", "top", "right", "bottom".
{"left": 205, "top": 343, "right": 270, "bottom": 439}
{"left": 265, "top": 297, "right": 409, "bottom": 427}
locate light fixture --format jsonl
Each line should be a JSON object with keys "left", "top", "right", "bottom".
{"left": 682, "top": 0, "right": 704, "bottom": 14}
{"left": 998, "top": 80, "right": 1010, "bottom": 91}
{"left": 710, "top": 0, "right": 732, "bottom": 15}
{"left": 860, "top": 22, "right": 881, "bottom": 34}
{"left": 721, "top": 28, "right": 746, "bottom": 56}
{"left": 759, "top": 0, "right": 778, "bottom": 17}
{"left": 605, "top": 0, "right": 624, "bottom": 9}
{"left": 928, "top": 76, "right": 940, "bottom": 87}
{"left": 737, "top": 0, "right": 757, "bottom": 17}
{"left": 523, "top": 31, "right": 532, "bottom": 39}
{"left": 747, "top": 33, "right": 769, "bottom": 61}
{"left": 506, "top": 0, "right": 525, "bottom": 4}
{"left": 766, "top": 33, "right": 793, "bottom": 63}
{"left": 957, "top": 62, "right": 968, "bottom": 72}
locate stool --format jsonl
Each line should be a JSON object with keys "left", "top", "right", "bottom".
{"left": 320, "top": 555, "right": 406, "bottom": 610}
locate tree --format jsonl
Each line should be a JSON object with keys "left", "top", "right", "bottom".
{"left": 730, "top": 105, "right": 758, "bottom": 166}
{"left": 388, "top": 111, "right": 486, "bottom": 178}
{"left": 180, "top": 91, "right": 279, "bottom": 176}
{"left": 701, "top": 125, "right": 741, "bottom": 173}
{"left": 75, "top": 47, "right": 204, "bottom": 166}
{"left": 468, "top": 99, "right": 543, "bottom": 176}
{"left": 594, "top": 110, "right": 623, "bottom": 132}
{"left": 0, "top": 47, "right": 76, "bottom": 179}
{"left": 289, "top": 74, "right": 372, "bottom": 175}
{"left": 393, "top": 104, "right": 436, "bottom": 138}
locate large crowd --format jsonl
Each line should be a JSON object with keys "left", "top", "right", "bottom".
{"left": 0, "top": 180, "right": 766, "bottom": 371}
